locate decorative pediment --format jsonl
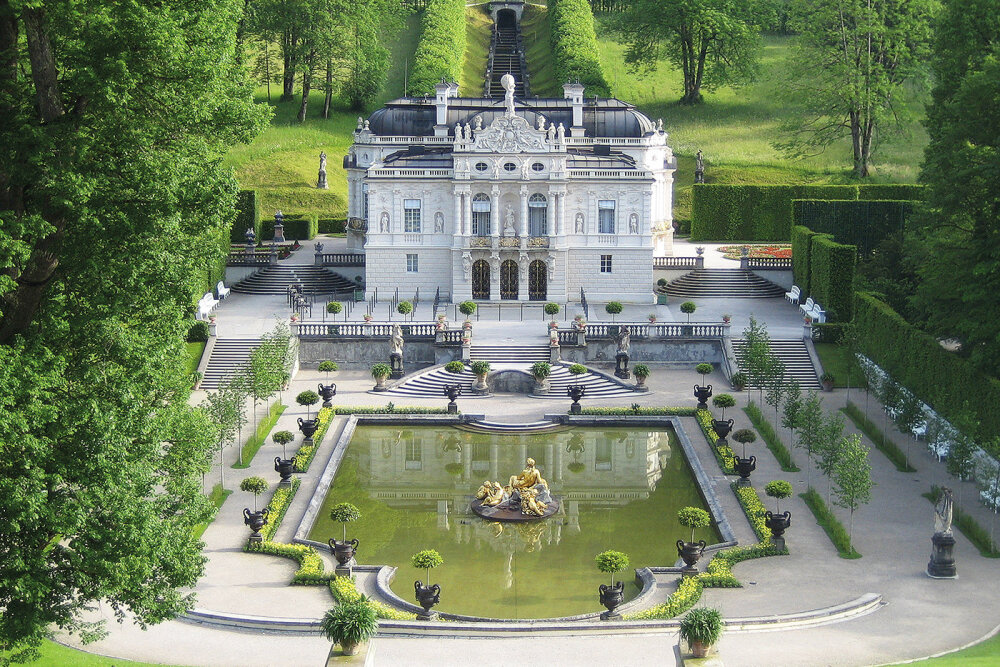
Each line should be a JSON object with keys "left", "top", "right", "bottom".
{"left": 471, "top": 114, "right": 548, "bottom": 154}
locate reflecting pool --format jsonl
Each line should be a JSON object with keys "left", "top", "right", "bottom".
{"left": 308, "top": 425, "right": 719, "bottom": 618}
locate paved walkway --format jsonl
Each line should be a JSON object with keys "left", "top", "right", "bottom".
{"left": 56, "top": 251, "right": 1000, "bottom": 666}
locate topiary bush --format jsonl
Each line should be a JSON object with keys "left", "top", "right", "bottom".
{"left": 712, "top": 394, "right": 736, "bottom": 418}
{"left": 544, "top": 302, "right": 560, "bottom": 316}
{"left": 569, "top": 363, "right": 587, "bottom": 375}
{"left": 411, "top": 549, "right": 443, "bottom": 584}
{"left": 187, "top": 320, "right": 210, "bottom": 342}
{"left": 318, "top": 361, "right": 338, "bottom": 376}
{"left": 444, "top": 361, "right": 465, "bottom": 374}
{"left": 458, "top": 301, "right": 477, "bottom": 317}
{"left": 330, "top": 502, "right": 361, "bottom": 542}
{"left": 396, "top": 301, "right": 413, "bottom": 318}
{"left": 326, "top": 302, "right": 342, "bottom": 315}
{"left": 595, "top": 550, "right": 630, "bottom": 586}
{"left": 240, "top": 476, "right": 268, "bottom": 511}
{"left": 696, "top": 363, "right": 713, "bottom": 379}
{"left": 678, "top": 506, "right": 711, "bottom": 543}
{"left": 765, "top": 480, "right": 793, "bottom": 513}
{"left": 680, "top": 301, "right": 697, "bottom": 322}
{"left": 605, "top": 301, "right": 623, "bottom": 321}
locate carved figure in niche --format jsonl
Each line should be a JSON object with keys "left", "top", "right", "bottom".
{"left": 547, "top": 252, "right": 556, "bottom": 280}
{"left": 503, "top": 205, "right": 516, "bottom": 236}
{"left": 934, "top": 487, "right": 954, "bottom": 534}
{"left": 491, "top": 161, "right": 500, "bottom": 179}
{"left": 547, "top": 124, "right": 556, "bottom": 141}
{"left": 519, "top": 252, "right": 529, "bottom": 281}
{"left": 462, "top": 253, "right": 472, "bottom": 280}
{"left": 521, "top": 159, "right": 530, "bottom": 179}
{"left": 434, "top": 212, "right": 445, "bottom": 233}
{"left": 556, "top": 123, "right": 565, "bottom": 141}
{"left": 574, "top": 213, "right": 584, "bottom": 234}
{"left": 390, "top": 323, "right": 404, "bottom": 356}
{"left": 629, "top": 213, "right": 639, "bottom": 234}
{"left": 379, "top": 212, "right": 390, "bottom": 233}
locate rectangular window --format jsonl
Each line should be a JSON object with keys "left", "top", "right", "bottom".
{"left": 406, "top": 254, "right": 418, "bottom": 272}
{"left": 472, "top": 197, "right": 491, "bottom": 236}
{"left": 362, "top": 183, "right": 369, "bottom": 223}
{"left": 404, "top": 199, "right": 421, "bottom": 233}
{"left": 600, "top": 255, "right": 612, "bottom": 273}
{"left": 529, "top": 203, "right": 547, "bottom": 236}
{"left": 598, "top": 200, "right": 616, "bottom": 234}
{"left": 404, "top": 440, "right": 422, "bottom": 470}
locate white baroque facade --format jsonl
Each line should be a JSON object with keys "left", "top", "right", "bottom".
{"left": 345, "top": 78, "right": 675, "bottom": 304}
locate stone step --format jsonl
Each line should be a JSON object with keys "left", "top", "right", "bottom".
{"left": 384, "top": 363, "right": 637, "bottom": 399}
{"left": 200, "top": 338, "right": 262, "bottom": 390}
{"left": 232, "top": 266, "right": 357, "bottom": 295}
{"left": 665, "top": 269, "right": 785, "bottom": 299}
{"left": 731, "top": 338, "right": 821, "bottom": 389}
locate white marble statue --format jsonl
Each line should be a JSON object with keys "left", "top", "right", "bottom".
{"left": 501, "top": 73, "right": 516, "bottom": 117}
{"left": 379, "top": 212, "right": 389, "bottom": 233}
{"left": 390, "top": 323, "right": 404, "bottom": 357}
{"left": 629, "top": 213, "right": 638, "bottom": 234}
{"left": 503, "top": 205, "right": 516, "bottom": 236}
{"left": 434, "top": 212, "right": 445, "bottom": 233}
{"left": 934, "top": 487, "right": 954, "bottom": 534}
{"left": 575, "top": 213, "right": 584, "bottom": 234}
{"left": 462, "top": 254, "right": 472, "bottom": 280}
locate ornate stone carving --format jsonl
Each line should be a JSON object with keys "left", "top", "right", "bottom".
{"left": 575, "top": 213, "right": 584, "bottom": 234}
{"left": 379, "top": 212, "right": 390, "bottom": 233}
{"left": 547, "top": 252, "right": 556, "bottom": 280}
{"left": 499, "top": 236, "right": 519, "bottom": 248}
{"left": 519, "top": 251, "right": 529, "bottom": 281}
{"left": 462, "top": 252, "right": 472, "bottom": 281}
{"left": 471, "top": 236, "right": 491, "bottom": 247}
{"left": 434, "top": 211, "right": 445, "bottom": 233}
{"left": 471, "top": 114, "right": 548, "bottom": 154}
{"left": 629, "top": 213, "right": 639, "bottom": 234}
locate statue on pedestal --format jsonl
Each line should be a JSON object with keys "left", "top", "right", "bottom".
{"left": 389, "top": 323, "right": 404, "bottom": 378}
{"left": 928, "top": 487, "right": 957, "bottom": 578}
{"left": 503, "top": 204, "right": 516, "bottom": 236}
{"left": 615, "top": 326, "right": 631, "bottom": 379}
{"left": 694, "top": 150, "right": 705, "bottom": 184}
{"left": 471, "top": 457, "right": 559, "bottom": 521}
{"left": 317, "top": 151, "right": 328, "bottom": 189}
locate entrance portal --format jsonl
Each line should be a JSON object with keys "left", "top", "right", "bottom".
{"left": 472, "top": 260, "right": 491, "bottom": 300}
{"left": 497, "top": 8, "right": 516, "bottom": 31}
{"left": 529, "top": 260, "right": 547, "bottom": 300}
{"left": 500, "top": 260, "right": 518, "bottom": 300}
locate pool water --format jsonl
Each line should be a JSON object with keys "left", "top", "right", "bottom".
{"left": 308, "top": 425, "right": 719, "bottom": 618}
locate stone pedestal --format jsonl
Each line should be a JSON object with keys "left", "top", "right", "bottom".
{"left": 334, "top": 558, "right": 356, "bottom": 578}
{"left": 389, "top": 352, "right": 404, "bottom": 379}
{"left": 927, "top": 531, "right": 957, "bottom": 578}
{"left": 615, "top": 352, "right": 631, "bottom": 379}
{"left": 447, "top": 401, "right": 458, "bottom": 414}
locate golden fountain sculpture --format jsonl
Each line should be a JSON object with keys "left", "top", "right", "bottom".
{"left": 472, "top": 458, "right": 558, "bottom": 521}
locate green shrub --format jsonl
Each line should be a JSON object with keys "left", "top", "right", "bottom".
{"left": 810, "top": 235, "right": 856, "bottom": 321}
{"left": 187, "top": 320, "right": 210, "bottom": 343}
{"left": 679, "top": 607, "right": 725, "bottom": 647}
{"left": 800, "top": 488, "right": 861, "bottom": 558}
{"left": 317, "top": 218, "right": 346, "bottom": 234}
{"left": 680, "top": 301, "right": 697, "bottom": 321}
{"left": 330, "top": 502, "right": 361, "bottom": 542}
{"left": 531, "top": 361, "right": 551, "bottom": 379}
{"left": 411, "top": 549, "right": 443, "bottom": 583}
{"left": 371, "top": 363, "right": 392, "bottom": 378}
{"left": 712, "top": 394, "right": 736, "bottom": 417}
{"left": 578, "top": 406, "right": 696, "bottom": 416}
{"left": 605, "top": 301, "right": 623, "bottom": 319}
{"left": 296, "top": 390, "right": 320, "bottom": 408}
{"left": 697, "top": 409, "right": 735, "bottom": 473}
{"left": 812, "top": 323, "right": 847, "bottom": 343}
{"left": 329, "top": 577, "right": 415, "bottom": 620}
{"left": 792, "top": 199, "right": 916, "bottom": 256}
{"left": 408, "top": 0, "right": 466, "bottom": 94}
{"left": 444, "top": 361, "right": 465, "bottom": 374}
{"left": 458, "top": 300, "right": 476, "bottom": 316}
{"left": 595, "top": 550, "right": 630, "bottom": 585}
{"left": 696, "top": 363, "right": 713, "bottom": 378}
{"left": 549, "top": 0, "right": 610, "bottom": 96}
{"left": 318, "top": 360, "right": 339, "bottom": 374}
{"left": 790, "top": 225, "right": 817, "bottom": 294}
{"left": 731, "top": 482, "right": 771, "bottom": 543}
{"left": 293, "top": 407, "right": 333, "bottom": 472}
{"left": 470, "top": 360, "right": 490, "bottom": 376}
{"left": 632, "top": 364, "right": 649, "bottom": 378}
{"left": 544, "top": 302, "right": 560, "bottom": 316}
{"left": 569, "top": 363, "right": 587, "bottom": 375}
{"left": 744, "top": 402, "right": 799, "bottom": 472}
{"left": 677, "top": 506, "right": 711, "bottom": 543}
{"left": 260, "top": 213, "right": 318, "bottom": 241}
{"left": 231, "top": 189, "right": 260, "bottom": 243}
{"left": 396, "top": 301, "right": 413, "bottom": 317}
{"left": 656, "top": 278, "right": 668, "bottom": 288}
{"left": 765, "top": 480, "right": 793, "bottom": 513}
{"left": 321, "top": 600, "right": 379, "bottom": 648}
{"left": 327, "top": 301, "right": 343, "bottom": 315}
{"left": 841, "top": 401, "right": 916, "bottom": 472}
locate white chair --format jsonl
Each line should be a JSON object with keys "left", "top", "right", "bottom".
{"left": 785, "top": 285, "right": 801, "bottom": 304}
{"left": 197, "top": 292, "right": 219, "bottom": 320}
{"left": 799, "top": 297, "right": 815, "bottom": 317}
{"left": 809, "top": 304, "right": 826, "bottom": 323}
{"left": 216, "top": 280, "right": 231, "bottom": 300}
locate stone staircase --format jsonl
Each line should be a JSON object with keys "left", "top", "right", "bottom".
{"left": 665, "top": 269, "right": 785, "bottom": 299}
{"left": 470, "top": 345, "right": 549, "bottom": 363}
{"left": 200, "top": 338, "right": 261, "bottom": 390}
{"left": 232, "top": 266, "right": 357, "bottom": 296}
{"left": 486, "top": 13, "right": 526, "bottom": 97}
{"left": 463, "top": 419, "right": 563, "bottom": 433}
{"left": 731, "top": 338, "right": 821, "bottom": 390}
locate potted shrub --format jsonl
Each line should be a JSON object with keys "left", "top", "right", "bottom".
{"left": 573, "top": 315, "right": 587, "bottom": 331}
{"left": 569, "top": 363, "right": 587, "bottom": 375}
{"left": 731, "top": 428, "right": 757, "bottom": 484}
{"left": 605, "top": 301, "right": 623, "bottom": 323}
{"left": 318, "top": 360, "right": 338, "bottom": 381}
{"left": 679, "top": 607, "right": 725, "bottom": 658}
{"left": 656, "top": 277, "right": 667, "bottom": 290}
{"left": 648, "top": 313, "right": 657, "bottom": 323}
{"left": 444, "top": 360, "right": 465, "bottom": 375}
{"left": 326, "top": 301, "right": 342, "bottom": 319}
{"left": 470, "top": 360, "right": 490, "bottom": 393}
{"left": 531, "top": 361, "right": 551, "bottom": 394}
{"left": 764, "top": 480, "right": 793, "bottom": 546}
{"left": 328, "top": 502, "right": 361, "bottom": 567}
{"left": 272, "top": 430, "right": 295, "bottom": 459}
{"left": 321, "top": 600, "right": 378, "bottom": 657}
{"left": 296, "top": 389, "right": 320, "bottom": 419}
{"left": 694, "top": 363, "right": 713, "bottom": 409}
{"left": 680, "top": 301, "right": 697, "bottom": 323}
{"left": 722, "top": 313, "right": 731, "bottom": 324}
{"left": 459, "top": 300, "right": 476, "bottom": 326}
{"left": 371, "top": 362, "right": 392, "bottom": 391}
{"left": 290, "top": 312, "right": 300, "bottom": 322}
{"left": 711, "top": 394, "right": 736, "bottom": 440}
{"left": 411, "top": 549, "right": 444, "bottom": 619}
{"left": 363, "top": 313, "right": 373, "bottom": 323}
{"left": 731, "top": 372, "right": 747, "bottom": 392}
{"left": 633, "top": 364, "right": 650, "bottom": 391}
{"left": 396, "top": 300, "right": 413, "bottom": 321}
{"left": 676, "top": 506, "right": 710, "bottom": 573}
{"left": 241, "top": 476, "right": 269, "bottom": 543}
{"left": 544, "top": 302, "right": 560, "bottom": 328}
{"left": 595, "top": 550, "right": 630, "bottom": 620}
{"left": 820, "top": 371, "right": 835, "bottom": 392}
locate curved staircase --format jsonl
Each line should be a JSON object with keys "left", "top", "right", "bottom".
{"left": 232, "top": 266, "right": 357, "bottom": 296}
{"left": 665, "top": 269, "right": 785, "bottom": 299}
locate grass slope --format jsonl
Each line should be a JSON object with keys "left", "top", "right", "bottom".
{"left": 523, "top": 3, "right": 557, "bottom": 97}
{"left": 23, "top": 641, "right": 177, "bottom": 666}
{"left": 462, "top": 4, "right": 493, "bottom": 96}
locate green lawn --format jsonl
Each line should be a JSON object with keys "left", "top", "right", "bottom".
{"left": 22, "top": 640, "right": 177, "bottom": 666}
{"left": 232, "top": 402, "right": 287, "bottom": 469}
{"left": 183, "top": 341, "right": 206, "bottom": 378}
{"left": 462, "top": 4, "right": 492, "bottom": 96}
{"left": 814, "top": 342, "right": 866, "bottom": 389}
{"left": 904, "top": 632, "right": 1000, "bottom": 665}
{"left": 192, "top": 483, "right": 233, "bottom": 540}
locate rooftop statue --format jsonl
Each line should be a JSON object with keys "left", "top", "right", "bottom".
{"left": 501, "top": 73, "right": 516, "bottom": 117}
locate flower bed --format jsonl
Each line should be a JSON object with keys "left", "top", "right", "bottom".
{"left": 717, "top": 244, "right": 792, "bottom": 260}
{"left": 731, "top": 482, "right": 771, "bottom": 543}
{"left": 329, "top": 576, "right": 416, "bottom": 620}
{"left": 696, "top": 409, "right": 735, "bottom": 474}
{"left": 293, "top": 407, "right": 333, "bottom": 473}
{"left": 577, "top": 406, "right": 697, "bottom": 416}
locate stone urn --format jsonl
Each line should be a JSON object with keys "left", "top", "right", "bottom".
{"left": 443, "top": 384, "right": 461, "bottom": 414}
{"left": 318, "top": 382, "right": 337, "bottom": 408}
{"left": 599, "top": 581, "right": 624, "bottom": 620}
{"left": 373, "top": 374, "right": 389, "bottom": 391}
{"left": 414, "top": 581, "right": 441, "bottom": 620}
{"left": 676, "top": 539, "right": 707, "bottom": 574}
{"left": 472, "top": 373, "right": 488, "bottom": 393}
{"left": 765, "top": 511, "right": 791, "bottom": 549}
{"left": 734, "top": 455, "right": 756, "bottom": 484}
{"left": 329, "top": 538, "right": 359, "bottom": 566}
{"left": 693, "top": 384, "right": 713, "bottom": 410}
{"left": 298, "top": 416, "right": 319, "bottom": 441}
{"left": 243, "top": 507, "right": 270, "bottom": 543}
{"left": 532, "top": 375, "right": 550, "bottom": 395}
{"left": 567, "top": 384, "right": 586, "bottom": 414}
{"left": 274, "top": 456, "right": 296, "bottom": 485}
{"left": 712, "top": 418, "right": 734, "bottom": 442}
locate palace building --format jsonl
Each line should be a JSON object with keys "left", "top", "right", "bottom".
{"left": 344, "top": 75, "right": 675, "bottom": 304}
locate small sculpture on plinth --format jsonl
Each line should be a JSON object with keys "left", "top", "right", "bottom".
{"left": 389, "top": 323, "right": 404, "bottom": 378}
{"left": 928, "top": 487, "right": 957, "bottom": 578}
{"left": 568, "top": 384, "right": 586, "bottom": 414}
{"left": 443, "top": 383, "right": 461, "bottom": 413}
{"left": 615, "top": 326, "right": 631, "bottom": 379}
{"left": 471, "top": 458, "right": 560, "bottom": 521}
{"left": 503, "top": 204, "right": 516, "bottom": 236}
{"left": 694, "top": 150, "right": 705, "bottom": 183}
{"left": 317, "top": 151, "right": 328, "bottom": 189}
{"left": 694, "top": 383, "right": 713, "bottom": 410}
{"left": 318, "top": 382, "right": 337, "bottom": 408}
{"left": 244, "top": 226, "right": 256, "bottom": 254}
{"left": 599, "top": 582, "right": 625, "bottom": 620}
{"left": 273, "top": 210, "right": 285, "bottom": 243}
{"left": 414, "top": 581, "right": 441, "bottom": 620}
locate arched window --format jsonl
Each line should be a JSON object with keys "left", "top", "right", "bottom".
{"left": 472, "top": 193, "right": 491, "bottom": 236}
{"left": 528, "top": 194, "right": 547, "bottom": 236}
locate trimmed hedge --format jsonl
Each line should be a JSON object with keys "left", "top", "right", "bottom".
{"left": 856, "top": 184, "right": 925, "bottom": 201}
{"left": 809, "top": 235, "right": 856, "bottom": 322}
{"left": 231, "top": 189, "right": 260, "bottom": 243}
{"left": 792, "top": 199, "right": 914, "bottom": 256}
{"left": 408, "top": 0, "right": 466, "bottom": 95}
{"left": 854, "top": 292, "right": 1000, "bottom": 439}
{"left": 318, "top": 218, "right": 346, "bottom": 234}
{"left": 549, "top": 0, "right": 610, "bottom": 97}
{"left": 791, "top": 225, "right": 819, "bottom": 295}
{"left": 261, "top": 213, "right": 318, "bottom": 241}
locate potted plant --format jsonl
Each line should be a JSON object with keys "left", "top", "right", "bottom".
{"left": 326, "top": 301, "right": 343, "bottom": 319}
{"left": 722, "top": 313, "right": 731, "bottom": 324}
{"left": 444, "top": 361, "right": 465, "bottom": 375}
{"left": 328, "top": 502, "right": 361, "bottom": 567}
{"left": 290, "top": 312, "right": 300, "bottom": 322}
{"left": 711, "top": 394, "right": 736, "bottom": 440}
{"left": 569, "top": 363, "right": 587, "bottom": 376}
{"left": 595, "top": 550, "right": 630, "bottom": 620}
{"left": 531, "top": 361, "right": 551, "bottom": 394}
{"left": 731, "top": 428, "right": 757, "bottom": 484}
{"left": 411, "top": 549, "right": 443, "bottom": 619}
{"left": 296, "top": 389, "right": 320, "bottom": 419}
{"left": 676, "top": 507, "right": 710, "bottom": 574}
{"left": 321, "top": 600, "right": 378, "bottom": 657}
{"left": 656, "top": 277, "right": 668, "bottom": 290}
{"left": 371, "top": 362, "right": 392, "bottom": 391}
{"left": 272, "top": 430, "right": 295, "bottom": 459}
{"left": 694, "top": 363, "right": 713, "bottom": 409}
{"left": 820, "top": 371, "right": 835, "bottom": 392}
{"left": 318, "top": 360, "right": 338, "bottom": 381}
{"left": 731, "top": 372, "right": 747, "bottom": 392}
{"left": 680, "top": 301, "right": 697, "bottom": 323}
{"left": 544, "top": 302, "right": 560, "bottom": 329}
{"left": 679, "top": 607, "right": 725, "bottom": 658}
{"left": 633, "top": 364, "right": 650, "bottom": 391}
{"left": 764, "top": 480, "right": 793, "bottom": 546}
{"left": 397, "top": 300, "right": 413, "bottom": 321}
{"left": 241, "top": 476, "right": 270, "bottom": 543}
{"left": 605, "top": 301, "right": 623, "bottom": 323}
{"left": 363, "top": 313, "right": 373, "bottom": 323}
{"left": 470, "top": 360, "right": 490, "bottom": 393}
{"left": 459, "top": 301, "right": 476, "bottom": 327}
{"left": 648, "top": 313, "right": 657, "bottom": 323}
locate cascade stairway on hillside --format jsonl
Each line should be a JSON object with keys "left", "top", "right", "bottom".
{"left": 665, "top": 269, "right": 786, "bottom": 299}
{"left": 486, "top": 11, "right": 526, "bottom": 97}
{"left": 200, "top": 338, "right": 261, "bottom": 390}
{"left": 231, "top": 266, "right": 357, "bottom": 296}
{"left": 731, "top": 338, "right": 821, "bottom": 390}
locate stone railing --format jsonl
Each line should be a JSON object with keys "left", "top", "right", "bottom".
{"left": 653, "top": 256, "right": 702, "bottom": 270}
{"left": 226, "top": 252, "right": 271, "bottom": 266}
{"left": 743, "top": 257, "right": 792, "bottom": 270}
{"left": 580, "top": 322, "right": 728, "bottom": 339}
{"left": 567, "top": 169, "right": 652, "bottom": 179}
{"left": 439, "top": 329, "right": 464, "bottom": 344}
{"left": 557, "top": 330, "right": 580, "bottom": 346}
{"left": 316, "top": 253, "right": 366, "bottom": 267}
{"left": 296, "top": 322, "right": 437, "bottom": 339}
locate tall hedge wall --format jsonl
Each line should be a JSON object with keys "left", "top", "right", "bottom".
{"left": 261, "top": 213, "right": 318, "bottom": 241}
{"left": 809, "top": 236, "right": 856, "bottom": 321}
{"left": 230, "top": 189, "right": 260, "bottom": 243}
{"left": 855, "top": 292, "right": 1000, "bottom": 438}
{"left": 549, "top": 0, "right": 610, "bottom": 97}
{"left": 792, "top": 199, "right": 914, "bottom": 256}
{"left": 408, "top": 0, "right": 466, "bottom": 95}
{"left": 791, "top": 225, "right": 817, "bottom": 295}
{"left": 691, "top": 184, "right": 924, "bottom": 242}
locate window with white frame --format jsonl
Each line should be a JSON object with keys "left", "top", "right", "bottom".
{"left": 598, "top": 200, "right": 616, "bottom": 234}
{"left": 528, "top": 194, "right": 547, "bottom": 236}
{"left": 406, "top": 254, "right": 418, "bottom": 272}
{"left": 600, "top": 255, "right": 612, "bottom": 273}
{"left": 404, "top": 199, "right": 421, "bottom": 233}
{"left": 472, "top": 193, "right": 491, "bottom": 236}
{"left": 362, "top": 183, "right": 369, "bottom": 223}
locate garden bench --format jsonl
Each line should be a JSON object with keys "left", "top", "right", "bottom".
{"left": 806, "top": 302, "right": 826, "bottom": 323}
{"left": 197, "top": 292, "right": 219, "bottom": 320}
{"left": 785, "top": 285, "right": 801, "bottom": 304}
{"left": 799, "top": 297, "right": 815, "bottom": 317}
{"left": 216, "top": 280, "right": 230, "bottom": 300}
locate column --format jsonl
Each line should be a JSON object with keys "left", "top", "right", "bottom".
{"left": 556, "top": 192, "right": 565, "bottom": 236}
{"left": 453, "top": 189, "right": 462, "bottom": 238}
{"left": 519, "top": 186, "right": 529, "bottom": 238}
{"left": 463, "top": 191, "right": 472, "bottom": 237}
{"left": 491, "top": 186, "right": 500, "bottom": 238}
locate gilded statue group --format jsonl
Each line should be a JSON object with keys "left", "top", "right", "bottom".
{"left": 475, "top": 458, "right": 552, "bottom": 517}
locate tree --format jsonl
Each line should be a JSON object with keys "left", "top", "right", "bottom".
{"left": 330, "top": 502, "right": 362, "bottom": 543}
{"left": 201, "top": 382, "right": 243, "bottom": 489}
{"left": 732, "top": 428, "right": 757, "bottom": 459}
{"left": 605, "top": 301, "right": 623, "bottom": 322}
{"left": 910, "top": 0, "right": 1000, "bottom": 375}
{"left": 946, "top": 408, "right": 979, "bottom": 508}
{"left": 595, "top": 550, "right": 630, "bottom": 586}
{"left": 411, "top": 549, "right": 444, "bottom": 585}
{"left": 614, "top": 0, "right": 767, "bottom": 104}
{"left": 763, "top": 355, "right": 786, "bottom": 419}
{"left": 677, "top": 507, "right": 712, "bottom": 543}
{"left": 781, "top": 380, "right": 803, "bottom": 446}
{"left": 778, "top": 0, "right": 936, "bottom": 177}
{"left": 832, "top": 434, "right": 874, "bottom": 548}
{"left": 741, "top": 315, "right": 772, "bottom": 398}
{"left": 765, "top": 480, "right": 793, "bottom": 513}
{"left": 712, "top": 394, "right": 736, "bottom": 420}
{"left": 240, "top": 476, "right": 269, "bottom": 512}
{"left": 680, "top": 301, "right": 697, "bottom": 322}
{"left": 296, "top": 389, "right": 320, "bottom": 419}
{"left": 815, "top": 414, "right": 846, "bottom": 504}
{"left": 796, "top": 391, "right": 824, "bottom": 490}
{"left": 272, "top": 430, "right": 295, "bottom": 459}
{"left": 0, "top": 0, "right": 268, "bottom": 657}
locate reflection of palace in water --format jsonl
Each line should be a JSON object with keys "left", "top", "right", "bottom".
{"left": 359, "top": 427, "right": 677, "bottom": 546}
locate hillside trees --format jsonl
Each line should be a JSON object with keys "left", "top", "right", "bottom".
{"left": 0, "top": 0, "right": 268, "bottom": 659}
{"left": 614, "top": 0, "right": 767, "bottom": 104}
